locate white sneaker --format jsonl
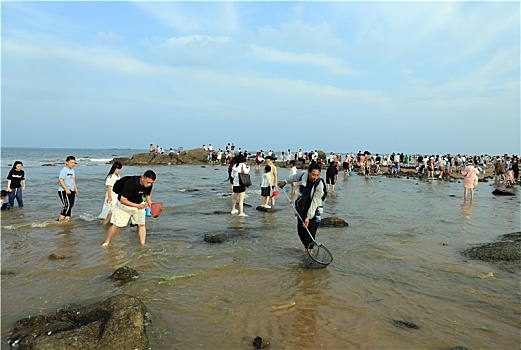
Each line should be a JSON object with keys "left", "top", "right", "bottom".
{"left": 102, "top": 242, "right": 109, "bottom": 247}
{"left": 238, "top": 213, "right": 248, "bottom": 217}
{"left": 231, "top": 209, "right": 239, "bottom": 214}
{"left": 264, "top": 205, "right": 271, "bottom": 209}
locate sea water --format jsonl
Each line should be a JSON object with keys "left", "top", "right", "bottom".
{"left": 1, "top": 148, "right": 520, "bottom": 349}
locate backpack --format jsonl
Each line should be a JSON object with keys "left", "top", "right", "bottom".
{"left": 298, "top": 172, "right": 327, "bottom": 200}
{"left": 294, "top": 172, "right": 327, "bottom": 211}
{"left": 112, "top": 176, "right": 137, "bottom": 195}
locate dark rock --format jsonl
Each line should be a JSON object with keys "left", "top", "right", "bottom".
{"left": 184, "top": 188, "right": 199, "bottom": 192}
{"left": 204, "top": 233, "right": 232, "bottom": 243}
{"left": 367, "top": 298, "right": 382, "bottom": 304}
{"left": 462, "top": 232, "right": 521, "bottom": 263}
{"left": 252, "top": 336, "right": 270, "bottom": 349}
{"left": 492, "top": 189, "right": 516, "bottom": 196}
{"left": 112, "top": 148, "right": 210, "bottom": 166}
{"left": 49, "top": 253, "right": 70, "bottom": 260}
{"left": 213, "top": 211, "right": 230, "bottom": 215}
{"left": 451, "top": 347, "right": 468, "bottom": 350}
{"left": 8, "top": 294, "right": 148, "bottom": 350}
{"left": 1, "top": 270, "right": 17, "bottom": 277}
{"left": 390, "top": 319, "right": 419, "bottom": 329}
{"left": 256, "top": 206, "right": 278, "bottom": 212}
{"left": 501, "top": 232, "right": 521, "bottom": 242}
{"left": 110, "top": 266, "right": 138, "bottom": 281}
{"left": 320, "top": 217, "right": 349, "bottom": 227}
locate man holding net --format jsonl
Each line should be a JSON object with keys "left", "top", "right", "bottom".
{"left": 278, "top": 163, "right": 326, "bottom": 254}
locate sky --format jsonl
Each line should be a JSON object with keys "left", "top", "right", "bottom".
{"left": 1, "top": 1, "right": 520, "bottom": 155}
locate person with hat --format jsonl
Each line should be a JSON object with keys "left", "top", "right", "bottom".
{"left": 231, "top": 154, "right": 250, "bottom": 216}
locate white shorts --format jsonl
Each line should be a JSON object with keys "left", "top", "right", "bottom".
{"left": 111, "top": 202, "right": 145, "bottom": 227}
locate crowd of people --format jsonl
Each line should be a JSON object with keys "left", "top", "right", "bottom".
{"left": 2, "top": 145, "right": 518, "bottom": 254}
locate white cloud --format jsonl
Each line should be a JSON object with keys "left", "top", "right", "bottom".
{"left": 250, "top": 45, "right": 355, "bottom": 76}
{"left": 163, "top": 35, "right": 229, "bottom": 47}
{"left": 3, "top": 39, "right": 163, "bottom": 75}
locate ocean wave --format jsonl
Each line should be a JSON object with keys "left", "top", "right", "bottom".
{"left": 2, "top": 220, "right": 61, "bottom": 230}
{"left": 2, "top": 215, "right": 98, "bottom": 230}
{"left": 79, "top": 213, "right": 99, "bottom": 222}
{"left": 78, "top": 158, "right": 113, "bottom": 163}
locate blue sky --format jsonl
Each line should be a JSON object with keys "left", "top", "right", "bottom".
{"left": 2, "top": 1, "right": 519, "bottom": 155}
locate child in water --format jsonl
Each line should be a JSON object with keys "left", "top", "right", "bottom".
{"left": 260, "top": 165, "right": 272, "bottom": 208}
{"left": 1, "top": 190, "right": 10, "bottom": 211}
{"left": 505, "top": 167, "right": 514, "bottom": 187}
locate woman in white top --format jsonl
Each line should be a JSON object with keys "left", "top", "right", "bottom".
{"left": 99, "top": 162, "right": 122, "bottom": 225}
{"left": 231, "top": 154, "right": 250, "bottom": 217}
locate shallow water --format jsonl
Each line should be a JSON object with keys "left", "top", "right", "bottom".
{"left": 1, "top": 149, "right": 520, "bottom": 349}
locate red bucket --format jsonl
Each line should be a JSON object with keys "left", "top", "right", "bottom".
{"left": 273, "top": 190, "right": 279, "bottom": 197}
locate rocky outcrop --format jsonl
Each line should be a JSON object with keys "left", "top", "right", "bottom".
{"left": 462, "top": 232, "right": 521, "bottom": 264}
{"left": 8, "top": 294, "right": 148, "bottom": 350}
{"left": 111, "top": 148, "right": 333, "bottom": 167}
{"left": 112, "top": 148, "right": 210, "bottom": 166}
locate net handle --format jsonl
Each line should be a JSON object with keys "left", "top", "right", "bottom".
{"left": 281, "top": 186, "right": 318, "bottom": 245}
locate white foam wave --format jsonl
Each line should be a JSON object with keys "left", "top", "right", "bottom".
{"left": 85, "top": 158, "right": 113, "bottom": 163}
{"left": 79, "top": 213, "right": 98, "bottom": 222}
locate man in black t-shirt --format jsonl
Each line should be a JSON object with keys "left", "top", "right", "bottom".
{"left": 103, "top": 170, "right": 156, "bottom": 246}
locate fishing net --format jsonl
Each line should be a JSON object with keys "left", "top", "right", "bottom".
{"left": 150, "top": 203, "right": 163, "bottom": 218}
{"left": 303, "top": 242, "right": 333, "bottom": 269}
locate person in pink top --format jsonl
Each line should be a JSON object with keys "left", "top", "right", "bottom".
{"left": 462, "top": 161, "right": 479, "bottom": 202}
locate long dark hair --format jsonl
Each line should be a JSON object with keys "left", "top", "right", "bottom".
{"left": 106, "top": 162, "right": 122, "bottom": 179}
{"left": 11, "top": 161, "right": 23, "bottom": 171}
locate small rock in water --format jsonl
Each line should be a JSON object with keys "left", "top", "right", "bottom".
{"left": 1, "top": 270, "right": 18, "bottom": 277}
{"left": 213, "top": 211, "right": 230, "bottom": 215}
{"left": 451, "top": 346, "right": 468, "bottom": 350}
{"left": 492, "top": 189, "right": 515, "bottom": 196}
{"left": 252, "top": 336, "right": 270, "bottom": 349}
{"left": 110, "top": 266, "right": 138, "bottom": 281}
{"left": 204, "top": 233, "right": 231, "bottom": 243}
{"left": 49, "top": 253, "right": 70, "bottom": 260}
{"left": 256, "top": 206, "right": 278, "bottom": 212}
{"left": 320, "top": 217, "right": 349, "bottom": 227}
{"left": 390, "top": 319, "right": 420, "bottom": 329}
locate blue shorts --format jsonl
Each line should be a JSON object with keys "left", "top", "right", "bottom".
{"left": 261, "top": 187, "right": 271, "bottom": 197}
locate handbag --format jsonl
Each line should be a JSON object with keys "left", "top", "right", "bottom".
{"left": 239, "top": 173, "right": 252, "bottom": 187}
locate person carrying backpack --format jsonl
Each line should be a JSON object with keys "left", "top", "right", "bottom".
{"left": 278, "top": 163, "right": 326, "bottom": 253}
{"left": 102, "top": 170, "right": 156, "bottom": 246}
